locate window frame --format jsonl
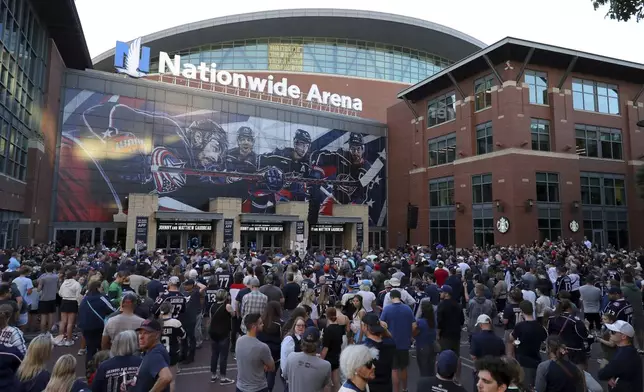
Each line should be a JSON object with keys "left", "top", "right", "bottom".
{"left": 427, "top": 91, "right": 456, "bottom": 127}
{"left": 580, "top": 173, "right": 626, "bottom": 206}
{"left": 474, "top": 74, "right": 496, "bottom": 111}
{"left": 572, "top": 78, "right": 620, "bottom": 115}
{"left": 428, "top": 133, "right": 456, "bottom": 167}
{"left": 476, "top": 122, "right": 493, "bottom": 156}
{"left": 524, "top": 70, "right": 549, "bottom": 105}
{"left": 473, "top": 206, "right": 494, "bottom": 247}
{"left": 429, "top": 177, "right": 455, "bottom": 207}
{"left": 538, "top": 207, "right": 562, "bottom": 242}
{"left": 472, "top": 173, "right": 493, "bottom": 204}
{"left": 530, "top": 118, "right": 550, "bottom": 152}
{"left": 575, "top": 124, "right": 623, "bottom": 160}
{"left": 536, "top": 172, "right": 560, "bottom": 203}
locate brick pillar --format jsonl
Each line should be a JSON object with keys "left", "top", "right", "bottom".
{"left": 125, "top": 194, "right": 159, "bottom": 250}
{"left": 209, "top": 198, "right": 242, "bottom": 251}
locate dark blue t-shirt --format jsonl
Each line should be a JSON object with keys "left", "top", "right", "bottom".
{"left": 380, "top": 302, "right": 415, "bottom": 350}
{"left": 16, "top": 370, "right": 49, "bottom": 392}
{"left": 470, "top": 330, "right": 505, "bottom": 359}
{"left": 133, "top": 344, "right": 170, "bottom": 392}
{"left": 71, "top": 379, "right": 90, "bottom": 392}
{"left": 92, "top": 355, "right": 143, "bottom": 392}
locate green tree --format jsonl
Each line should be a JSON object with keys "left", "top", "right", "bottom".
{"left": 592, "top": 0, "right": 644, "bottom": 21}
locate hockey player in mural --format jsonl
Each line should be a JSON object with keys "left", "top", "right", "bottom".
{"left": 57, "top": 89, "right": 387, "bottom": 225}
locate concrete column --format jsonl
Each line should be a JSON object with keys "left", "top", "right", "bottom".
{"left": 333, "top": 204, "right": 369, "bottom": 251}
{"left": 209, "top": 197, "right": 242, "bottom": 251}
{"left": 276, "top": 201, "right": 307, "bottom": 249}
{"left": 125, "top": 193, "right": 159, "bottom": 250}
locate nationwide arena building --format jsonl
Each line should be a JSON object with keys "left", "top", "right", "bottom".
{"left": 3, "top": 1, "right": 643, "bottom": 251}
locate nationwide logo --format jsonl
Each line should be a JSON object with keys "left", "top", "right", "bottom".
{"left": 113, "top": 39, "right": 363, "bottom": 111}
{"left": 114, "top": 38, "right": 151, "bottom": 78}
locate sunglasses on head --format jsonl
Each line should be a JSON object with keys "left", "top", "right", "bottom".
{"left": 363, "top": 359, "right": 375, "bottom": 369}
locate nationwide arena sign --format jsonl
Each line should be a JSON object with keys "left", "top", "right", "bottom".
{"left": 114, "top": 38, "right": 363, "bottom": 111}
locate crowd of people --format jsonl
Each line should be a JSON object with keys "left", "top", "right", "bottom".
{"left": 0, "top": 237, "right": 642, "bottom": 392}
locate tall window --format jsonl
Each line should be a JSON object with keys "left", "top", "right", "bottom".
{"left": 6, "top": 126, "right": 27, "bottom": 181}
{"left": 581, "top": 173, "right": 626, "bottom": 206}
{"left": 536, "top": 173, "right": 560, "bottom": 203}
{"left": 474, "top": 74, "right": 495, "bottom": 111}
{"left": 0, "top": 120, "right": 8, "bottom": 173}
{"left": 530, "top": 119, "right": 550, "bottom": 152}
{"left": 575, "top": 125, "right": 623, "bottom": 160}
{"left": 538, "top": 207, "right": 561, "bottom": 242}
{"left": 583, "top": 209, "right": 628, "bottom": 249}
{"left": 427, "top": 92, "right": 456, "bottom": 127}
{"left": 429, "top": 177, "right": 455, "bottom": 207}
{"left": 525, "top": 70, "right": 548, "bottom": 105}
{"left": 572, "top": 78, "right": 620, "bottom": 115}
{"left": 428, "top": 133, "right": 456, "bottom": 166}
{"left": 476, "top": 122, "right": 493, "bottom": 155}
{"left": 472, "top": 174, "right": 493, "bottom": 204}
{"left": 473, "top": 207, "right": 494, "bottom": 247}
{"left": 430, "top": 209, "right": 455, "bottom": 246}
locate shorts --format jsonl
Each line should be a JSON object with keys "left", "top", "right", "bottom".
{"left": 392, "top": 349, "right": 410, "bottom": 370}
{"left": 60, "top": 299, "right": 79, "bottom": 314}
{"left": 17, "top": 312, "right": 28, "bottom": 326}
{"left": 39, "top": 300, "right": 56, "bottom": 314}
{"left": 438, "top": 337, "right": 460, "bottom": 354}
{"left": 29, "top": 308, "right": 38, "bottom": 315}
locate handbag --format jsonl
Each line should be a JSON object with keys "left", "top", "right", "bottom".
{"left": 86, "top": 298, "right": 108, "bottom": 325}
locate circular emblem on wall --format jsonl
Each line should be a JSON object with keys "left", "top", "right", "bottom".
{"left": 496, "top": 217, "right": 510, "bottom": 234}
{"left": 569, "top": 220, "right": 580, "bottom": 233}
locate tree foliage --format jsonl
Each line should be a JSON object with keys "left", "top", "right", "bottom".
{"left": 593, "top": 0, "right": 644, "bottom": 21}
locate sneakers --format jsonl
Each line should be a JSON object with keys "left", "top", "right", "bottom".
{"left": 220, "top": 377, "right": 234, "bottom": 386}
{"left": 210, "top": 374, "right": 219, "bottom": 383}
{"left": 64, "top": 339, "right": 74, "bottom": 347}
{"left": 77, "top": 348, "right": 87, "bottom": 356}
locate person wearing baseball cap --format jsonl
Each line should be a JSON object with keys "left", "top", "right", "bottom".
{"left": 382, "top": 278, "right": 416, "bottom": 309}
{"left": 416, "top": 350, "right": 466, "bottom": 392}
{"left": 133, "top": 319, "right": 173, "bottom": 392}
{"left": 361, "top": 313, "right": 396, "bottom": 392}
{"left": 284, "top": 327, "right": 331, "bottom": 392}
{"left": 598, "top": 320, "right": 643, "bottom": 391}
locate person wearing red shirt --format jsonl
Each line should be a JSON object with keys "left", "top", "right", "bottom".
{"left": 434, "top": 261, "right": 449, "bottom": 287}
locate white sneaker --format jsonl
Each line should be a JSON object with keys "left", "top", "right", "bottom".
{"left": 64, "top": 339, "right": 74, "bottom": 347}
{"left": 77, "top": 348, "right": 86, "bottom": 355}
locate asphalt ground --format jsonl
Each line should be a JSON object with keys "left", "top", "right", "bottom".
{"left": 31, "top": 323, "right": 633, "bottom": 392}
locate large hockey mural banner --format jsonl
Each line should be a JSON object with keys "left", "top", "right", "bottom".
{"left": 57, "top": 88, "right": 387, "bottom": 226}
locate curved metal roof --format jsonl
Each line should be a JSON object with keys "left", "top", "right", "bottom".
{"left": 93, "top": 9, "right": 486, "bottom": 70}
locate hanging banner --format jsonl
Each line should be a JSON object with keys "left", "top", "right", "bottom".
{"left": 240, "top": 223, "right": 284, "bottom": 232}
{"left": 356, "top": 222, "right": 364, "bottom": 245}
{"left": 135, "top": 216, "right": 148, "bottom": 247}
{"left": 296, "top": 221, "right": 305, "bottom": 235}
{"left": 311, "top": 224, "right": 344, "bottom": 232}
{"left": 223, "top": 219, "right": 234, "bottom": 243}
{"left": 158, "top": 222, "right": 212, "bottom": 231}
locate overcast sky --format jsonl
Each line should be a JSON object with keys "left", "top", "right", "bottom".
{"left": 76, "top": 0, "right": 644, "bottom": 64}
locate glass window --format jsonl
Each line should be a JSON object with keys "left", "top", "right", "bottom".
{"left": 476, "top": 122, "right": 493, "bottom": 155}
{"left": 429, "top": 177, "right": 454, "bottom": 207}
{"left": 525, "top": 70, "right": 548, "bottom": 105}
{"left": 581, "top": 173, "right": 626, "bottom": 206}
{"left": 538, "top": 207, "right": 561, "bottom": 242}
{"left": 472, "top": 174, "right": 493, "bottom": 204}
{"left": 473, "top": 207, "right": 494, "bottom": 247}
{"left": 428, "top": 133, "right": 456, "bottom": 167}
{"left": 536, "top": 172, "right": 559, "bottom": 202}
{"left": 474, "top": 74, "right": 495, "bottom": 111}
{"left": 427, "top": 91, "right": 456, "bottom": 127}
{"left": 531, "top": 119, "right": 550, "bottom": 151}
{"left": 575, "top": 124, "right": 622, "bottom": 160}
{"left": 429, "top": 209, "right": 455, "bottom": 246}
{"left": 572, "top": 78, "right": 620, "bottom": 115}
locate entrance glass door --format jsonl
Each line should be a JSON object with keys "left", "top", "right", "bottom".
{"left": 592, "top": 229, "right": 603, "bottom": 249}
{"left": 241, "top": 232, "right": 258, "bottom": 253}
{"left": 101, "top": 229, "right": 116, "bottom": 248}
{"left": 79, "top": 230, "right": 93, "bottom": 247}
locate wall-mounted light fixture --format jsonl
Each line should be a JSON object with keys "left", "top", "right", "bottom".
{"left": 572, "top": 200, "right": 580, "bottom": 209}
{"left": 455, "top": 202, "right": 464, "bottom": 212}
{"left": 525, "top": 198, "right": 533, "bottom": 212}
{"left": 494, "top": 199, "right": 504, "bottom": 212}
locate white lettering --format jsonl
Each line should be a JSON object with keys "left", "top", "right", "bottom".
{"left": 329, "top": 93, "right": 342, "bottom": 107}
{"left": 322, "top": 91, "right": 331, "bottom": 104}
{"left": 341, "top": 95, "right": 352, "bottom": 108}
{"left": 273, "top": 78, "right": 288, "bottom": 97}
{"left": 197, "top": 63, "right": 209, "bottom": 82}
{"left": 306, "top": 84, "right": 321, "bottom": 103}
{"left": 267, "top": 75, "right": 274, "bottom": 94}
{"left": 287, "top": 85, "right": 301, "bottom": 99}
{"left": 247, "top": 76, "right": 267, "bottom": 92}
{"left": 216, "top": 71, "right": 232, "bottom": 86}
{"left": 353, "top": 99, "right": 363, "bottom": 111}
{"left": 181, "top": 63, "right": 197, "bottom": 79}
{"left": 232, "top": 73, "right": 246, "bottom": 89}
{"left": 158, "top": 52, "right": 180, "bottom": 75}
{"left": 209, "top": 63, "right": 217, "bottom": 83}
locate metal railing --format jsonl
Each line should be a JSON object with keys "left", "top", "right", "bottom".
{"left": 155, "top": 74, "right": 361, "bottom": 118}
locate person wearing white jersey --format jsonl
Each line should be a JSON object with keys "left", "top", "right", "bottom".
{"left": 382, "top": 278, "right": 415, "bottom": 309}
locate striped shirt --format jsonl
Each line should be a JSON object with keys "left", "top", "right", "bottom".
{"left": 0, "top": 326, "right": 26, "bottom": 356}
